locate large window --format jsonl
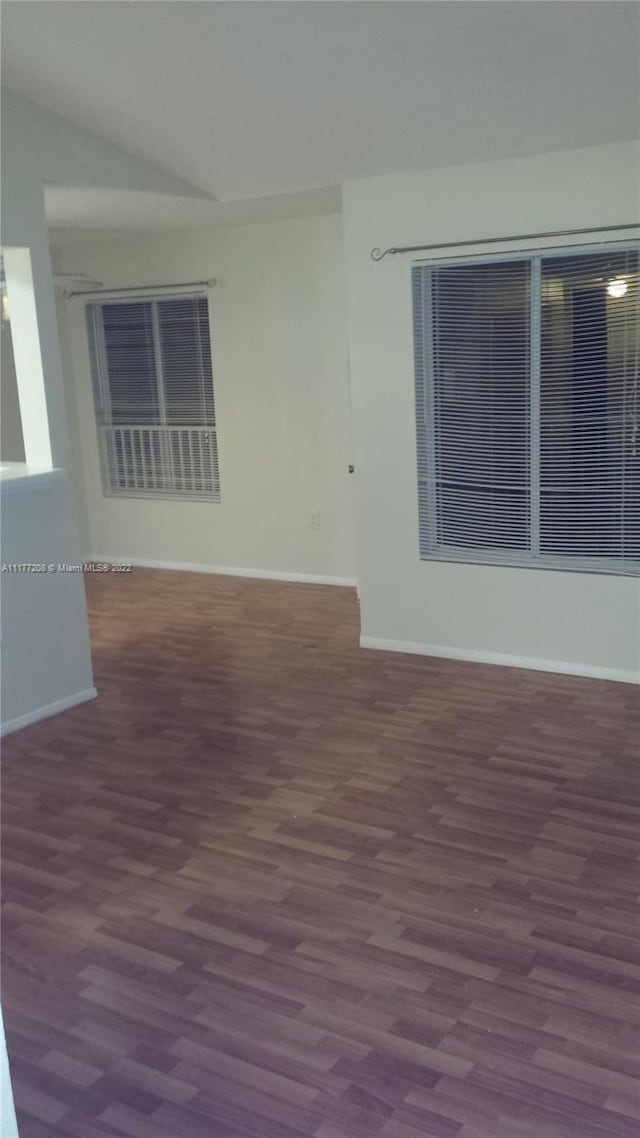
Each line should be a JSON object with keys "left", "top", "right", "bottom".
{"left": 413, "top": 246, "right": 639, "bottom": 574}
{"left": 87, "top": 295, "right": 219, "bottom": 500}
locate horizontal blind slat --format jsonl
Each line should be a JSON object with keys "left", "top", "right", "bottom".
{"left": 87, "top": 296, "right": 220, "bottom": 501}
{"left": 413, "top": 244, "right": 640, "bottom": 574}
{"left": 539, "top": 248, "right": 639, "bottom": 563}
{"left": 414, "top": 259, "right": 531, "bottom": 557}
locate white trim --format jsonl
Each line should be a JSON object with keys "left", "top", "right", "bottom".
{"left": 360, "top": 636, "right": 639, "bottom": 685}
{"left": 91, "top": 555, "right": 357, "bottom": 588}
{"left": 1, "top": 687, "right": 98, "bottom": 737}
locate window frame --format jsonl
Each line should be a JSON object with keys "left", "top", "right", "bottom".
{"left": 413, "top": 242, "right": 640, "bottom": 577}
{"left": 87, "top": 292, "right": 220, "bottom": 504}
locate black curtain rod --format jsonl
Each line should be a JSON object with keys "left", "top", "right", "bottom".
{"left": 370, "top": 222, "right": 640, "bottom": 261}
{"left": 63, "top": 278, "right": 217, "bottom": 299}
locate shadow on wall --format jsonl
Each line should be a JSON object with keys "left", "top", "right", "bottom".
{"left": 1, "top": 245, "right": 53, "bottom": 470}
{"left": 1, "top": 319, "right": 26, "bottom": 463}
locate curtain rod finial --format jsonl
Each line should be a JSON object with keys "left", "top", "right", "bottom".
{"left": 370, "top": 247, "right": 386, "bottom": 261}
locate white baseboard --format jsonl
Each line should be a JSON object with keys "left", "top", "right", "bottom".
{"left": 91, "top": 555, "right": 357, "bottom": 588}
{"left": 360, "top": 636, "right": 639, "bottom": 685}
{"left": 1, "top": 686, "right": 98, "bottom": 737}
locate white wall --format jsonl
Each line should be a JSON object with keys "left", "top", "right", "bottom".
{"left": 53, "top": 213, "right": 356, "bottom": 582}
{"left": 0, "top": 1011, "right": 18, "bottom": 1138}
{"left": 1, "top": 474, "right": 97, "bottom": 731}
{"left": 0, "top": 92, "right": 209, "bottom": 733}
{"left": 2, "top": 245, "right": 55, "bottom": 468}
{"left": 0, "top": 322, "right": 26, "bottom": 463}
{"left": 343, "top": 141, "right": 640, "bottom": 681}
{"left": 1, "top": 112, "right": 94, "bottom": 732}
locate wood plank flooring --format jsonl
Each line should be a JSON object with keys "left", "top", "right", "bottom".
{"left": 2, "top": 568, "right": 640, "bottom": 1137}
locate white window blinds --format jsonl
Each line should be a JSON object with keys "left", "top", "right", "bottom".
{"left": 87, "top": 295, "right": 219, "bottom": 500}
{"left": 413, "top": 245, "right": 639, "bottom": 574}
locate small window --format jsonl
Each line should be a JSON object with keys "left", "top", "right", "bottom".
{"left": 413, "top": 246, "right": 639, "bottom": 575}
{"left": 87, "top": 295, "right": 220, "bottom": 500}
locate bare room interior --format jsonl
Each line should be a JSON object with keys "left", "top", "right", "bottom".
{"left": 1, "top": 3, "right": 639, "bottom": 1136}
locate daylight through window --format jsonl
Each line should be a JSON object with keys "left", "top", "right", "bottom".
{"left": 87, "top": 295, "right": 219, "bottom": 501}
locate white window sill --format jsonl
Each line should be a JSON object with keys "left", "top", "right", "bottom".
{"left": 0, "top": 464, "right": 64, "bottom": 494}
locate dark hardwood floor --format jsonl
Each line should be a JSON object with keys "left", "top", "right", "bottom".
{"left": 2, "top": 568, "right": 640, "bottom": 1137}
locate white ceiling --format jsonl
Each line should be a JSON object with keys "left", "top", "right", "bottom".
{"left": 3, "top": 1, "right": 639, "bottom": 231}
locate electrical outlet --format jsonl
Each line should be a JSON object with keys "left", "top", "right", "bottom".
{"left": 310, "top": 510, "right": 320, "bottom": 530}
